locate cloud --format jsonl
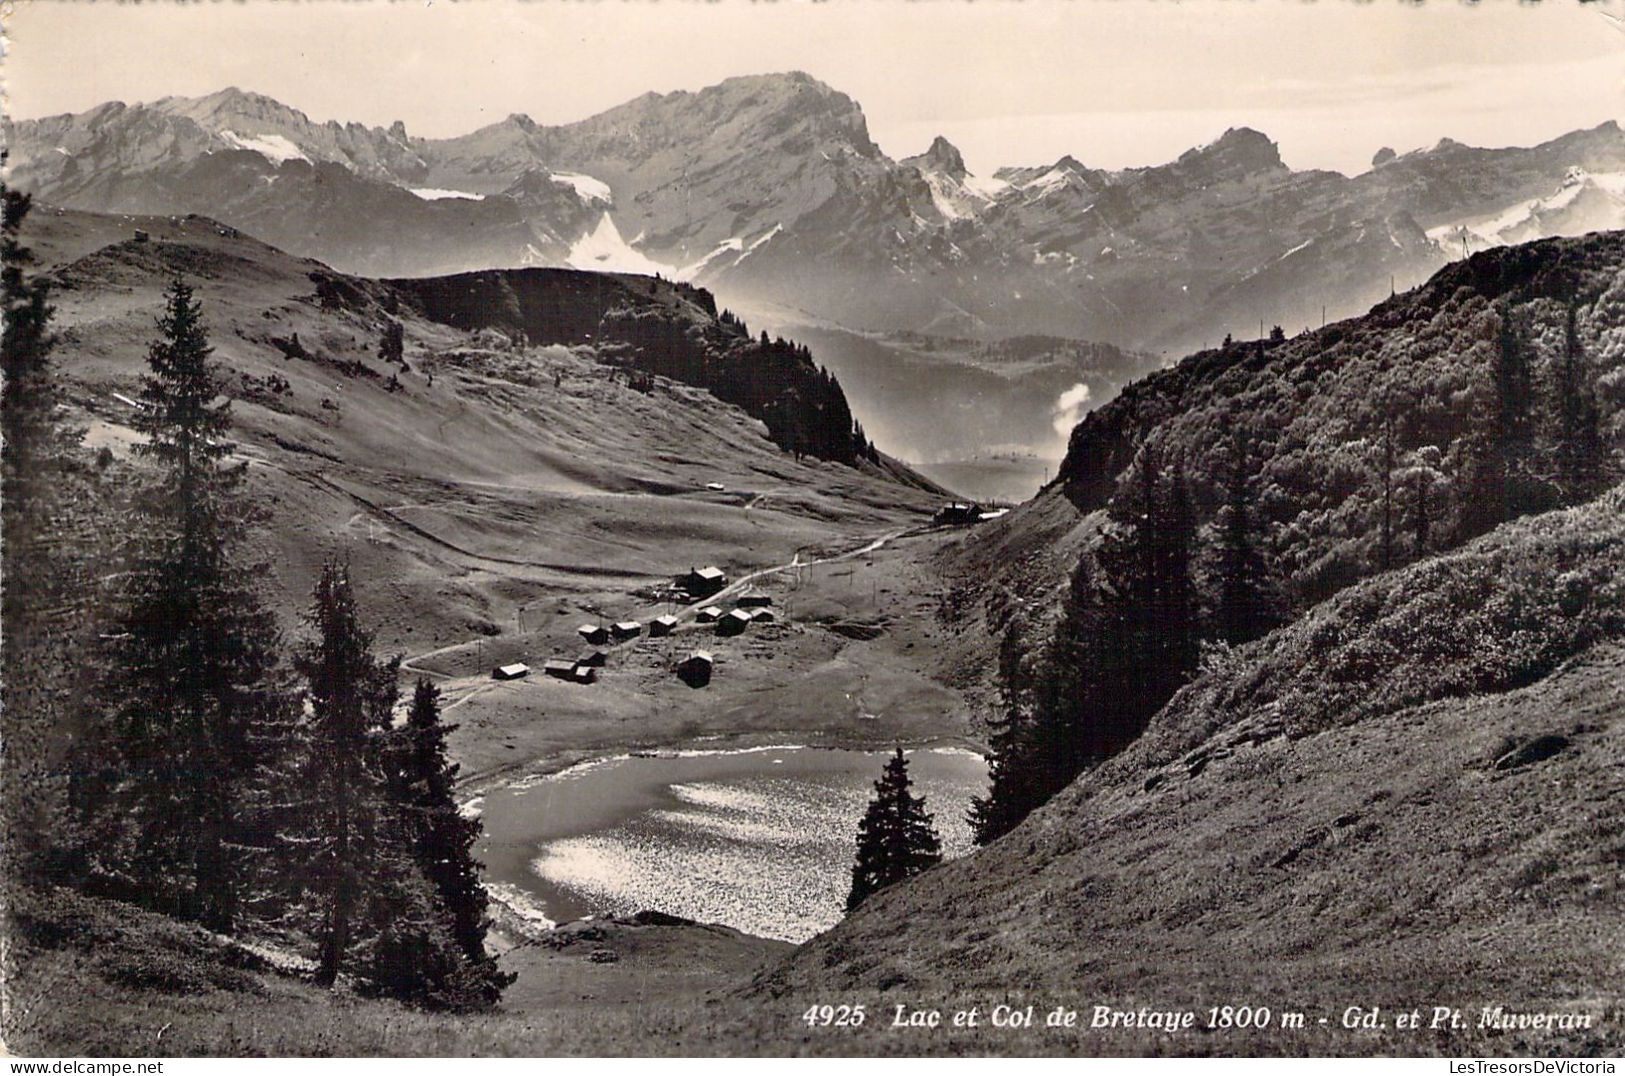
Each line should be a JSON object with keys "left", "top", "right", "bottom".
{"left": 1051, "top": 382, "right": 1092, "bottom": 439}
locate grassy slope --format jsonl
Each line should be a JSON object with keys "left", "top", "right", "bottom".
{"left": 7, "top": 888, "right": 787, "bottom": 1057}
{"left": 27, "top": 210, "right": 980, "bottom": 783}
{"left": 742, "top": 488, "right": 1625, "bottom": 1055}
{"left": 15, "top": 491, "right": 1621, "bottom": 1056}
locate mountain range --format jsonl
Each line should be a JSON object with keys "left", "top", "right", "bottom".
{"left": 9, "top": 73, "right": 1625, "bottom": 359}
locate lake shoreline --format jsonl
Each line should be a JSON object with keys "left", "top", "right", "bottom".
{"left": 472, "top": 731, "right": 988, "bottom": 949}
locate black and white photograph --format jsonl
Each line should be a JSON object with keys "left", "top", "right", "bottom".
{"left": 1, "top": 0, "right": 1623, "bottom": 1060}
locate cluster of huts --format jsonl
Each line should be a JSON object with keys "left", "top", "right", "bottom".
{"left": 486, "top": 564, "right": 778, "bottom": 690}
{"left": 694, "top": 598, "right": 776, "bottom": 637}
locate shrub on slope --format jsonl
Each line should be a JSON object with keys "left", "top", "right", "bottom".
{"left": 1132, "top": 483, "right": 1625, "bottom": 772}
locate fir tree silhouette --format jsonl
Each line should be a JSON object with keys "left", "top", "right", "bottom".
{"left": 848, "top": 748, "right": 941, "bottom": 911}
{"left": 95, "top": 276, "right": 295, "bottom": 930}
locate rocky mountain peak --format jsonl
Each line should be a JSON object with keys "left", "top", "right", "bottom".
{"left": 1178, "top": 127, "right": 1284, "bottom": 180}
{"left": 713, "top": 71, "right": 878, "bottom": 155}
{"left": 166, "top": 86, "right": 304, "bottom": 123}
{"left": 904, "top": 135, "right": 968, "bottom": 178}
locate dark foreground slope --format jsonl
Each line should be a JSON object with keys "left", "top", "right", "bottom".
{"left": 747, "top": 487, "right": 1625, "bottom": 1055}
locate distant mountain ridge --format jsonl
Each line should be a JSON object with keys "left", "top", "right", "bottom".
{"left": 8, "top": 74, "right": 1625, "bottom": 353}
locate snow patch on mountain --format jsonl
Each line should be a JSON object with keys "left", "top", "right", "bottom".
{"left": 678, "top": 238, "right": 744, "bottom": 281}
{"left": 962, "top": 173, "right": 1010, "bottom": 199}
{"left": 676, "top": 224, "right": 782, "bottom": 281}
{"left": 737, "top": 223, "right": 782, "bottom": 261}
{"left": 551, "top": 172, "right": 614, "bottom": 205}
{"left": 410, "top": 187, "right": 486, "bottom": 201}
{"left": 218, "top": 130, "right": 309, "bottom": 164}
{"left": 1427, "top": 166, "right": 1625, "bottom": 257}
{"left": 567, "top": 212, "right": 671, "bottom": 275}
{"left": 1022, "top": 167, "right": 1075, "bottom": 197}
{"left": 921, "top": 173, "right": 995, "bottom": 221}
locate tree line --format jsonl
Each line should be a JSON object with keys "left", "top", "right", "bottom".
{"left": 1, "top": 193, "right": 509, "bottom": 1010}
{"left": 974, "top": 296, "right": 1617, "bottom": 844}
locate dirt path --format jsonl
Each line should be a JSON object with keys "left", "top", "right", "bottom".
{"left": 398, "top": 524, "right": 925, "bottom": 719}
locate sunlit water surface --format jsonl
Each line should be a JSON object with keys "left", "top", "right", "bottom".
{"left": 475, "top": 746, "right": 987, "bottom": 942}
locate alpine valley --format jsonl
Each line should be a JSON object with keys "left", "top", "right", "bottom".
{"left": 5, "top": 63, "right": 1625, "bottom": 1061}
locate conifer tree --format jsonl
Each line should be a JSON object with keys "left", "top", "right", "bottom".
{"left": 1099, "top": 445, "right": 1199, "bottom": 715}
{"left": 970, "top": 617, "right": 1049, "bottom": 845}
{"left": 1552, "top": 301, "right": 1605, "bottom": 503}
{"left": 1378, "top": 410, "right": 1395, "bottom": 571}
{"left": 1214, "top": 423, "right": 1275, "bottom": 643}
{"left": 382, "top": 678, "right": 513, "bottom": 1006}
{"left": 293, "top": 559, "right": 401, "bottom": 988}
{"left": 1411, "top": 468, "right": 1430, "bottom": 559}
{"left": 1154, "top": 459, "right": 1199, "bottom": 680}
{"left": 95, "top": 276, "right": 293, "bottom": 930}
{"left": 2, "top": 188, "right": 78, "bottom": 886}
{"left": 2, "top": 191, "right": 58, "bottom": 510}
{"left": 1492, "top": 306, "right": 1538, "bottom": 515}
{"left": 1460, "top": 305, "right": 1542, "bottom": 539}
{"left": 968, "top": 704, "right": 1037, "bottom": 847}
{"left": 848, "top": 748, "right": 941, "bottom": 911}
{"left": 378, "top": 317, "right": 404, "bottom": 367}
{"left": 973, "top": 448, "right": 1201, "bottom": 844}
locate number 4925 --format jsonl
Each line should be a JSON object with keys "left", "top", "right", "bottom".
{"left": 803, "top": 1004, "right": 867, "bottom": 1027}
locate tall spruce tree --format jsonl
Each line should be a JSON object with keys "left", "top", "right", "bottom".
{"left": 848, "top": 748, "right": 941, "bottom": 912}
{"left": 974, "top": 448, "right": 1200, "bottom": 844}
{"left": 970, "top": 621, "right": 1048, "bottom": 845}
{"left": 296, "top": 566, "right": 501, "bottom": 1008}
{"left": 2, "top": 188, "right": 77, "bottom": 887}
{"left": 1552, "top": 301, "right": 1606, "bottom": 503}
{"left": 1099, "top": 445, "right": 1199, "bottom": 716}
{"left": 378, "top": 317, "right": 404, "bottom": 367}
{"left": 1214, "top": 423, "right": 1275, "bottom": 644}
{"left": 293, "top": 558, "right": 401, "bottom": 987}
{"left": 1411, "top": 468, "right": 1430, "bottom": 559}
{"left": 1459, "top": 305, "right": 1547, "bottom": 541}
{"left": 95, "top": 276, "right": 292, "bottom": 930}
{"left": 969, "top": 703, "right": 1037, "bottom": 847}
{"left": 382, "top": 678, "right": 512, "bottom": 1006}
{"left": 1492, "top": 305, "right": 1540, "bottom": 516}
{"left": 1378, "top": 409, "right": 1395, "bottom": 571}
{"left": 1155, "top": 459, "right": 1199, "bottom": 677}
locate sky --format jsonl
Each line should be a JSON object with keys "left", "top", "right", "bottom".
{"left": 5, "top": 0, "right": 1624, "bottom": 177}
